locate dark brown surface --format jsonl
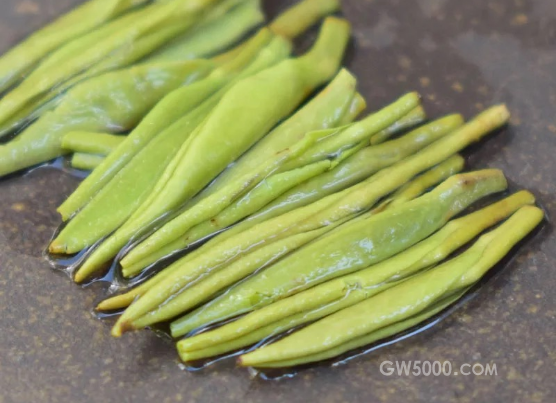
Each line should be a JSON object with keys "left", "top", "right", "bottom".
{"left": 1, "top": 0, "right": 555, "bottom": 402}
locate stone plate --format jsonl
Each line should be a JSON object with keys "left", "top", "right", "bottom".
{"left": 0, "top": 0, "right": 555, "bottom": 402}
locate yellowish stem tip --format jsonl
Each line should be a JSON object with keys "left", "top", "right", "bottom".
{"left": 48, "top": 241, "right": 66, "bottom": 255}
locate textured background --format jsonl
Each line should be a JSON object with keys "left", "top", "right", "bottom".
{"left": 0, "top": 0, "right": 555, "bottom": 402}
